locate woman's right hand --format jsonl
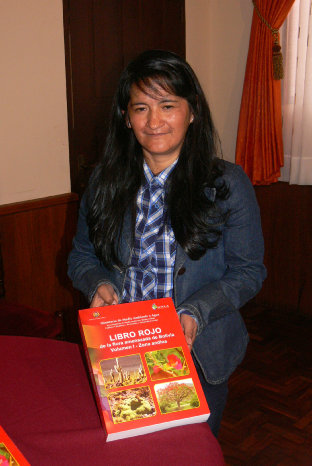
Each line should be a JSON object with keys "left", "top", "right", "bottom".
{"left": 90, "top": 283, "right": 119, "bottom": 308}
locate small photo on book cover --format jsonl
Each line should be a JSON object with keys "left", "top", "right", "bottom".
{"left": 154, "top": 378, "right": 200, "bottom": 414}
{"left": 144, "top": 346, "right": 190, "bottom": 381}
{"left": 100, "top": 355, "right": 146, "bottom": 389}
{"left": 107, "top": 386, "right": 156, "bottom": 424}
{"left": 0, "top": 426, "right": 30, "bottom": 466}
{"left": 0, "top": 443, "right": 19, "bottom": 466}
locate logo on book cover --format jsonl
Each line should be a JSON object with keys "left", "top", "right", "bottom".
{"left": 93, "top": 311, "right": 101, "bottom": 318}
{"left": 152, "top": 303, "right": 170, "bottom": 310}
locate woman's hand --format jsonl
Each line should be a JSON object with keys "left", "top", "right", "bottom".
{"left": 90, "top": 284, "right": 119, "bottom": 308}
{"left": 179, "top": 313, "right": 197, "bottom": 351}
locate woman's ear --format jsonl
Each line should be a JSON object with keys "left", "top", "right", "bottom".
{"left": 122, "top": 110, "right": 131, "bottom": 128}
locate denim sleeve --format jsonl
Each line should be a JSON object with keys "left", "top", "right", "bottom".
{"left": 177, "top": 164, "right": 267, "bottom": 333}
{"left": 67, "top": 192, "right": 121, "bottom": 303}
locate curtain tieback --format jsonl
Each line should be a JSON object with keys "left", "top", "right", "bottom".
{"left": 252, "top": 0, "right": 284, "bottom": 80}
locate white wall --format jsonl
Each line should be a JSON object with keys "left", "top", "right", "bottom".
{"left": 0, "top": 1, "right": 253, "bottom": 205}
{"left": 0, "top": 0, "right": 70, "bottom": 205}
{"left": 186, "top": 0, "right": 253, "bottom": 162}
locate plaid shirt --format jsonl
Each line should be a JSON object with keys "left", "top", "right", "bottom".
{"left": 122, "top": 161, "right": 177, "bottom": 303}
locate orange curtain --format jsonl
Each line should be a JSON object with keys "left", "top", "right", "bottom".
{"left": 235, "top": 0, "right": 296, "bottom": 185}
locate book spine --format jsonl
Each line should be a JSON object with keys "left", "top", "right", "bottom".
{"left": 78, "top": 317, "right": 108, "bottom": 436}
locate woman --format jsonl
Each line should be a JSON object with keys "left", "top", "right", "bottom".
{"left": 68, "top": 50, "right": 266, "bottom": 437}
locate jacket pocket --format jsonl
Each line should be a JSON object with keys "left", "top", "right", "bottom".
{"left": 193, "top": 311, "right": 249, "bottom": 384}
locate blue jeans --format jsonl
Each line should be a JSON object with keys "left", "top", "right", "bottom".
{"left": 193, "top": 357, "right": 228, "bottom": 437}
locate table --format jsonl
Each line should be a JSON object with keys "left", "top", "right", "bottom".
{"left": 0, "top": 336, "right": 225, "bottom": 465}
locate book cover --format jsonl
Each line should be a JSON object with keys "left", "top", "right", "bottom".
{"left": 0, "top": 426, "right": 30, "bottom": 466}
{"left": 79, "top": 297, "right": 210, "bottom": 441}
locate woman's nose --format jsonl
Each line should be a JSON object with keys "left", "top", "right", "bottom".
{"left": 147, "top": 109, "right": 163, "bottom": 129}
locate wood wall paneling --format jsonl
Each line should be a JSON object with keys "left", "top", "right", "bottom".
{"left": 253, "top": 182, "right": 312, "bottom": 316}
{"left": 0, "top": 194, "right": 83, "bottom": 341}
{"left": 1, "top": 182, "right": 311, "bottom": 343}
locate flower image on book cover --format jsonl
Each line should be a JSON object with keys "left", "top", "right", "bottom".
{"left": 79, "top": 298, "right": 210, "bottom": 441}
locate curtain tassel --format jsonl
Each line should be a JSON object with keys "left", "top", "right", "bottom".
{"left": 272, "top": 41, "right": 284, "bottom": 80}
{"left": 252, "top": 0, "right": 284, "bottom": 80}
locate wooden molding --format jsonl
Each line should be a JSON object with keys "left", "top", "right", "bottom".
{"left": 0, "top": 192, "right": 79, "bottom": 216}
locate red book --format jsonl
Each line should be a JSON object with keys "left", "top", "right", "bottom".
{"left": 79, "top": 298, "right": 210, "bottom": 441}
{"left": 0, "top": 426, "right": 30, "bottom": 466}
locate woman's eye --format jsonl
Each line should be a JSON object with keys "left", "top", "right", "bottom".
{"left": 134, "top": 107, "right": 146, "bottom": 113}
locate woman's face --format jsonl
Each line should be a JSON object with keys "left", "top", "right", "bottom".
{"left": 127, "top": 83, "right": 193, "bottom": 171}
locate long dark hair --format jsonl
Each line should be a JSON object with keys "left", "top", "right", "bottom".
{"left": 88, "top": 50, "right": 228, "bottom": 268}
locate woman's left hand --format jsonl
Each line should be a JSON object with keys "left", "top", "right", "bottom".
{"left": 179, "top": 313, "right": 197, "bottom": 351}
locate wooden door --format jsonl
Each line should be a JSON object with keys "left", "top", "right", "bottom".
{"left": 63, "top": 0, "right": 185, "bottom": 195}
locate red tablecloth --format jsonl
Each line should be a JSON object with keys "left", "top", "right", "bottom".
{"left": 0, "top": 336, "right": 225, "bottom": 465}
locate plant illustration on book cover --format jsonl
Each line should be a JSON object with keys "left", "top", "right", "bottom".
{"left": 79, "top": 298, "right": 209, "bottom": 441}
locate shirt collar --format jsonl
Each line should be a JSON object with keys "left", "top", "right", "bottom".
{"left": 143, "top": 159, "right": 178, "bottom": 188}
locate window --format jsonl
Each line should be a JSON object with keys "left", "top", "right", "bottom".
{"left": 280, "top": 0, "right": 312, "bottom": 184}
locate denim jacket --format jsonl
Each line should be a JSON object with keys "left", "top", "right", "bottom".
{"left": 68, "top": 161, "right": 266, "bottom": 384}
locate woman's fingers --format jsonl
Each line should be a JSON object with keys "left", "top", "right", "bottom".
{"left": 90, "top": 284, "right": 118, "bottom": 307}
